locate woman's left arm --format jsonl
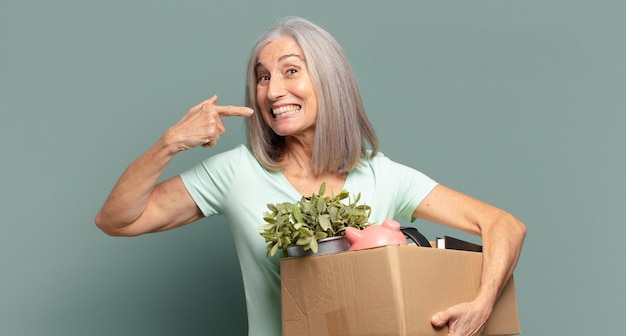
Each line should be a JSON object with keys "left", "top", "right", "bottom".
{"left": 413, "top": 184, "right": 526, "bottom": 336}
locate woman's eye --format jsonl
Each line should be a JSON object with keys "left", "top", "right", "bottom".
{"left": 286, "top": 68, "right": 298, "bottom": 76}
{"left": 257, "top": 75, "right": 270, "bottom": 83}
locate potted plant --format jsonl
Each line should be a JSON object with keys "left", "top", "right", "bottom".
{"left": 259, "top": 182, "right": 371, "bottom": 257}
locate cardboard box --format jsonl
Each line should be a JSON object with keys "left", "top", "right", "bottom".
{"left": 281, "top": 245, "right": 520, "bottom": 336}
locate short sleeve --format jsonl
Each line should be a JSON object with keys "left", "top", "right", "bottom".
{"left": 372, "top": 153, "right": 438, "bottom": 221}
{"left": 179, "top": 145, "right": 245, "bottom": 217}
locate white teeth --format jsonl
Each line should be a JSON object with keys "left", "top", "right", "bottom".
{"left": 272, "top": 105, "right": 300, "bottom": 117}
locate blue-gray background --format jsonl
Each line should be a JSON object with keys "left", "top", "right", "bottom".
{"left": 1, "top": 1, "right": 624, "bottom": 335}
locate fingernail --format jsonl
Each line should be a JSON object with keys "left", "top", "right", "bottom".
{"left": 247, "top": 108, "right": 254, "bottom": 115}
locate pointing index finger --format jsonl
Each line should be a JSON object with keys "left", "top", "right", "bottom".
{"left": 217, "top": 105, "right": 254, "bottom": 117}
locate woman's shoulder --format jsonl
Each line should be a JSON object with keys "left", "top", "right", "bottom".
{"left": 359, "top": 150, "right": 421, "bottom": 174}
{"left": 356, "top": 150, "right": 437, "bottom": 186}
{"left": 362, "top": 150, "right": 392, "bottom": 167}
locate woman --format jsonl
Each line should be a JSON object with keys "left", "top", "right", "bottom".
{"left": 96, "top": 17, "right": 526, "bottom": 336}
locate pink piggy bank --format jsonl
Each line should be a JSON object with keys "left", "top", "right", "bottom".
{"left": 345, "top": 219, "right": 408, "bottom": 251}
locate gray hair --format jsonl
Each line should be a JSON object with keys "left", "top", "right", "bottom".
{"left": 245, "top": 17, "right": 379, "bottom": 175}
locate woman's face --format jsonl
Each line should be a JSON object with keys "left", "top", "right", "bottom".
{"left": 255, "top": 36, "right": 318, "bottom": 139}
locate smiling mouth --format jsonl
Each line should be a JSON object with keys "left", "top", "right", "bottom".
{"left": 272, "top": 105, "right": 301, "bottom": 118}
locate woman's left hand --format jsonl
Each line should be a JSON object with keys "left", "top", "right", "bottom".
{"left": 431, "top": 300, "right": 490, "bottom": 336}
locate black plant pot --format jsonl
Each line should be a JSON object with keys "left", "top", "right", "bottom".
{"left": 285, "top": 236, "right": 350, "bottom": 257}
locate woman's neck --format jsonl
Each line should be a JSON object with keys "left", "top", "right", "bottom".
{"left": 279, "top": 135, "right": 347, "bottom": 196}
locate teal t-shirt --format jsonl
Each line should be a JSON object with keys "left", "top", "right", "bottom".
{"left": 180, "top": 145, "right": 438, "bottom": 335}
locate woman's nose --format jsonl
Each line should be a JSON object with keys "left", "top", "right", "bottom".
{"left": 267, "top": 75, "right": 286, "bottom": 101}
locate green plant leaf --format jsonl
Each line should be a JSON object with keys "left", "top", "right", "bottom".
{"left": 314, "top": 232, "right": 328, "bottom": 240}
{"left": 296, "top": 236, "right": 312, "bottom": 245}
{"left": 291, "top": 231, "right": 300, "bottom": 240}
{"left": 317, "top": 199, "right": 327, "bottom": 214}
{"left": 292, "top": 203, "right": 303, "bottom": 223}
{"left": 318, "top": 214, "right": 331, "bottom": 231}
{"left": 269, "top": 243, "right": 278, "bottom": 257}
{"left": 304, "top": 202, "right": 317, "bottom": 216}
{"left": 258, "top": 224, "right": 275, "bottom": 231}
{"left": 277, "top": 202, "right": 293, "bottom": 214}
{"left": 336, "top": 190, "right": 349, "bottom": 200}
{"left": 298, "top": 227, "right": 313, "bottom": 236}
{"left": 262, "top": 216, "right": 276, "bottom": 224}
{"left": 309, "top": 238, "right": 318, "bottom": 253}
{"left": 260, "top": 233, "right": 275, "bottom": 242}
{"left": 328, "top": 207, "right": 338, "bottom": 222}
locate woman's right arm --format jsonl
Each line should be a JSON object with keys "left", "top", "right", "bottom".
{"left": 94, "top": 95, "right": 254, "bottom": 236}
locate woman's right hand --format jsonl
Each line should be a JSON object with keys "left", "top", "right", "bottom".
{"left": 95, "top": 95, "right": 254, "bottom": 236}
{"left": 162, "top": 95, "right": 254, "bottom": 152}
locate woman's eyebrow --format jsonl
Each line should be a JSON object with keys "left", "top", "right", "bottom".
{"left": 278, "top": 53, "right": 304, "bottom": 62}
{"left": 256, "top": 53, "right": 305, "bottom": 69}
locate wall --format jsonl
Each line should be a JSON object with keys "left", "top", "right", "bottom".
{"left": 1, "top": 1, "right": 625, "bottom": 335}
